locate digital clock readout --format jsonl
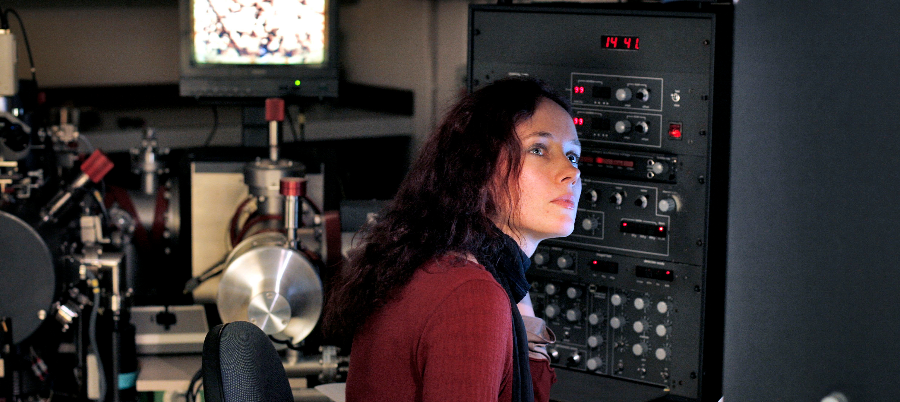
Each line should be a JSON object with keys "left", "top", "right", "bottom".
{"left": 602, "top": 35, "right": 640, "bottom": 50}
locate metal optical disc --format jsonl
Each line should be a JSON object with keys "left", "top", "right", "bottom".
{"left": 0, "top": 210, "right": 55, "bottom": 344}
{"left": 217, "top": 234, "right": 323, "bottom": 342}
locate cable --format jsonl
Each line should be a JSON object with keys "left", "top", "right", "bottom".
{"left": 182, "top": 257, "right": 228, "bottom": 294}
{"left": 286, "top": 108, "right": 298, "bottom": 142}
{"left": 87, "top": 274, "right": 107, "bottom": 402}
{"left": 77, "top": 134, "right": 95, "bottom": 153}
{"left": 201, "top": 105, "right": 219, "bottom": 148}
{"left": 185, "top": 368, "right": 203, "bottom": 402}
{"left": 0, "top": 6, "right": 8, "bottom": 29}
{"left": 268, "top": 335, "right": 305, "bottom": 351}
{"left": 4, "top": 9, "right": 37, "bottom": 85}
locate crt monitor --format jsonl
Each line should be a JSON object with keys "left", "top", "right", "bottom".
{"left": 178, "top": 0, "right": 339, "bottom": 98}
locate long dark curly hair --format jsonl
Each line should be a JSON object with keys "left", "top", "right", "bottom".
{"left": 323, "top": 76, "right": 571, "bottom": 340}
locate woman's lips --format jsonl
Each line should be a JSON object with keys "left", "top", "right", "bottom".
{"left": 551, "top": 196, "right": 577, "bottom": 210}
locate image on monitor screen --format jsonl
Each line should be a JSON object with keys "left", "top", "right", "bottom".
{"left": 179, "top": 0, "right": 339, "bottom": 98}
{"left": 192, "top": 0, "right": 327, "bottom": 66}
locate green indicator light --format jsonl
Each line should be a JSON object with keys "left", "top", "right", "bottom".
{"left": 294, "top": 80, "right": 302, "bottom": 86}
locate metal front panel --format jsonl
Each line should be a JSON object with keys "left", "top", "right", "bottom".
{"left": 470, "top": 4, "right": 731, "bottom": 401}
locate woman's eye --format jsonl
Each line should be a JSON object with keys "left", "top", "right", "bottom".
{"left": 529, "top": 147, "right": 545, "bottom": 156}
{"left": 568, "top": 154, "right": 579, "bottom": 165}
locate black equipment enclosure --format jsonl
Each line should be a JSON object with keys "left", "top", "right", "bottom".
{"left": 469, "top": 3, "right": 732, "bottom": 401}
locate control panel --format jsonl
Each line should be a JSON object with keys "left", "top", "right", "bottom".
{"left": 470, "top": 4, "right": 731, "bottom": 402}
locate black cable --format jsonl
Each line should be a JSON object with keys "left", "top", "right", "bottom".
{"left": 4, "top": 9, "right": 37, "bottom": 85}
{"left": 268, "top": 335, "right": 305, "bottom": 351}
{"left": 0, "top": 6, "right": 8, "bottom": 29}
{"left": 182, "top": 256, "right": 228, "bottom": 294}
{"left": 185, "top": 368, "right": 203, "bottom": 402}
{"left": 285, "top": 107, "right": 298, "bottom": 142}
{"left": 202, "top": 105, "right": 219, "bottom": 148}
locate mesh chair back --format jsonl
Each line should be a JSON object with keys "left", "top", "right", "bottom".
{"left": 202, "top": 321, "right": 293, "bottom": 402}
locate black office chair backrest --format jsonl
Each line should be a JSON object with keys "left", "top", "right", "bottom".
{"left": 202, "top": 321, "right": 293, "bottom": 402}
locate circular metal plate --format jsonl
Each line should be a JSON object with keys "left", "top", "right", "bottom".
{"left": 0, "top": 210, "right": 55, "bottom": 344}
{"left": 217, "top": 236, "right": 323, "bottom": 342}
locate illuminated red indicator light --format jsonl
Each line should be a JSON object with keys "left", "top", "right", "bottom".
{"left": 622, "top": 222, "right": 628, "bottom": 227}
{"left": 668, "top": 123, "right": 683, "bottom": 139}
{"left": 573, "top": 117, "right": 585, "bottom": 126}
{"left": 659, "top": 226, "right": 665, "bottom": 232}
{"left": 574, "top": 86, "right": 586, "bottom": 94}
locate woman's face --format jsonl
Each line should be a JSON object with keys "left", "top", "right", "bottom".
{"left": 498, "top": 98, "right": 582, "bottom": 255}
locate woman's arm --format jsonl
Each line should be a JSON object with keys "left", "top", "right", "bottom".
{"left": 419, "top": 279, "right": 513, "bottom": 402}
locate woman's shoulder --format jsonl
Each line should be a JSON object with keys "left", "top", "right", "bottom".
{"left": 419, "top": 255, "right": 498, "bottom": 282}
{"left": 404, "top": 255, "right": 506, "bottom": 301}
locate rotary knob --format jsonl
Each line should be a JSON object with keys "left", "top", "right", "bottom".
{"left": 565, "top": 309, "right": 582, "bottom": 323}
{"left": 587, "top": 335, "right": 603, "bottom": 349}
{"left": 584, "top": 188, "right": 599, "bottom": 203}
{"left": 656, "top": 301, "right": 670, "bottom": 314}
{"left": 614, "top": 120, "right": 632, "bottom": 134}
{"left": 544, "top": 304, "right": 560, "bottom": 319}
{"left": 533, "top": 251, "right": 550, "bottom": 266}
{"left": 633, "top": 297, "right": 646, "bottom": 310}
{"left": 544, "top": 283, "right": 558, "bottom": 296}
{"left": 548, "top": 348, "right": 560, "bottom": 363}
{"left": 588, "top": 313, "right": 603, "bottom": 326}
{"left": 650, "top": 161, "right": 668, "bottom": 175}
{"left": 634, "top": 121, "right": 649, "bottom": 134}
{"left": 609, "top": 192, "right": 625, "bottom": 205}
{"left": 658, "top": 197, "right": 679, "bottom": 213}
{"left": 632, "top": 342, "right": 648, "bottom": 357}
{"left": 615, "top": 88, "right": 633, "bottom": 102}
{"left": 655, "top": 324, "right": 670, "bottom": 337}
{"left": 557, "top": 255, "right": 574, "bottom": 270}
{"left": 635, "top": 87, "right": 651, "bottom": 102}
{"left": 586, "top": 357, "right": 603, "bottom": 372}
{"left": 567, "top": 353, "right": 583, "bottom": 367}
{"left": 609, "top": 316, "right": 625, "bottom": 329}
{"left": 582, "top": 217, "right": 599, "bottom": 231}
{"left": 655, "top": 348, "right": 670, "bottom": 361}
{"left": 634, "top": 196, "right": 649, "bottom": 209}
{"left": 633, "top": 320, "right": 648, "bottom": 334}
{"left": 566, "top": 287, "right": 582, "bottom": 299}
{"left": 610, "top": 293, "right": 624, "bottom": 306}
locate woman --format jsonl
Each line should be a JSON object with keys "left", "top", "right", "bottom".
{"left": 324, "top": 76, "right": 582, "bottom": 402}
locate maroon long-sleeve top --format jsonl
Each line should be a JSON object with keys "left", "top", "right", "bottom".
{"left": 346, "top": 256, "right": 555, "bottom": 402}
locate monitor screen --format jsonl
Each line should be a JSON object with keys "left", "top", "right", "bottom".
{"left": 179, "top": 0, "right": 339, "bottom": 98}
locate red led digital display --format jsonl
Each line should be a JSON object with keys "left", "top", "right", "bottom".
{"left": 635, "top": 265, "right": 674, "bottom": 282}
{"left": 620, "top": 220, "right": 668, "bottom": 239}
{"left": 602, "top": 35, "right": 640, "bottom": 50}
{"left": 595, "top": 157, "right": 635, "bottom": 168}
{"left": 573, "top": 117, "right": 584, "bottom": 126}
{"left": 573, "top": 86, "right": 586, "bottom": 94}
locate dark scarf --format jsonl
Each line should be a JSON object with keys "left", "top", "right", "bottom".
{"left": 478, "top": 230, "right": 533, "bottom": 402}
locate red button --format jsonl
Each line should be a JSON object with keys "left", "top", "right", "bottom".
{"left": 668, "top": 123, "right": 683, "bottom": 139}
